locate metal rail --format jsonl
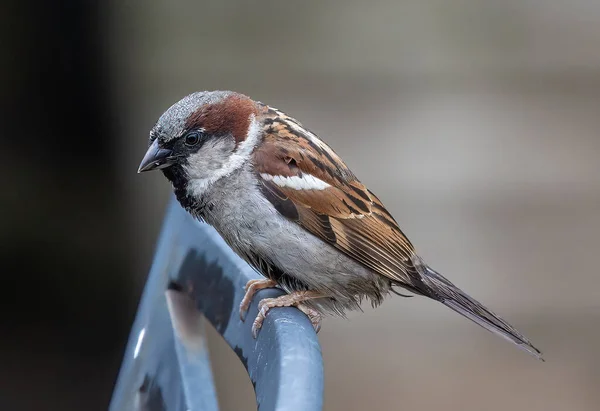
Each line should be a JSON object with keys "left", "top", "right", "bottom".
{"left": 109, "top": 196, "right": 324, "bottom": 411}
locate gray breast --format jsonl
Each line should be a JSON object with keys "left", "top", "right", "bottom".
{"left": 199, "top": 166, "right": 391, "bottom": 314}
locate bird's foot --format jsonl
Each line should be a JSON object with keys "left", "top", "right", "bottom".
{"left": 251, "top": 291, "right": 323, "bottom": 338}
{"left": 296, "top": 303, "right": 322, "bottom": 333}
{"left": 239, "top": 278, "right": 277, "bottom": 321}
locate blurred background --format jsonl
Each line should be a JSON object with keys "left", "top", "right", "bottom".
{"left": 3, "top": 0, "right": 600, "bottom": 410}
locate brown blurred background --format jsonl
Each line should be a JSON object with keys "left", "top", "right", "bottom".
{"left": 2, "top": 1, "right": 600, "bottom": 410}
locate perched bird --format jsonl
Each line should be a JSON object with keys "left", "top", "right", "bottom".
{"left": 138, "top": 90, "right": 543, "bottom": 360}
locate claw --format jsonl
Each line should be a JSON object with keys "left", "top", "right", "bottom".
{"left": 250, "top": 291, "right": 323, "bottom": 338}
{"left": 252, "top": 300, "right": 272, "bottom": 338}
{"left": 239, "top": 279, "right": 277, "bottom": 321}
{"left": 297, "top": 303, "right": 322, "bottom": 333}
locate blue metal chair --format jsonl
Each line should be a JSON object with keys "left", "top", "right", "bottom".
{"left": 109, "top": 196, "right": 324, "bottom": 411}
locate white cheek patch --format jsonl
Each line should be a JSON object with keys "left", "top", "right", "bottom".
{"left": 260, "top": 173, "right": 330, "bottom": 190}
{"left": 186, "top": 114, "right": 262, "bottom": 198}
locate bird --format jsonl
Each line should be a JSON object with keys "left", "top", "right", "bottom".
{"left": 138, "top": 90, "right": 543, "bottom": 360}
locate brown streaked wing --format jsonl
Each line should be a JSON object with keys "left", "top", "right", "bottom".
{"left": 254, "top": 112, "right": 420, "bottom": 286}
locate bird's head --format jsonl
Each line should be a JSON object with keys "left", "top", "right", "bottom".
{"left": 138, "top": 90, "right": 262, "bottom": 196}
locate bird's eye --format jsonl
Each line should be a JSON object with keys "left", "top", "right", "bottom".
{"left": 184, "top": 131, "right": 202, "bottom": 147}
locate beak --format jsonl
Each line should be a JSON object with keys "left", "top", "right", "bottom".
{"left": 138, "top": 139, "right": 174, "bottom": 173}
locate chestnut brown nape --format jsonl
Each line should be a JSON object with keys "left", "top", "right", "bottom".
{"left": 184, "top": 94, "right": 259, "bottom": 146}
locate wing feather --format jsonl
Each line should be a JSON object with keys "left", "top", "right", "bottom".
{"left": 253, "top": 110, "right": 420, "bottom": 287}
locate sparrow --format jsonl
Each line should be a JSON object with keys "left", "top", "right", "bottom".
{"left": 138, "top": 90, "right": 543, "bottom": 360}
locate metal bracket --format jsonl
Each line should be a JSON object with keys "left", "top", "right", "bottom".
{"left": 110, "top": 196, "right": 324, "bottom": 411}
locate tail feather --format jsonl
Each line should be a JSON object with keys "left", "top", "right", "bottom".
{"left": 417, "top": 265, "right": 544, "bottom": 361}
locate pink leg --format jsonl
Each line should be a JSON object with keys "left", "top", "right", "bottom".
{"left": 252, "top": 291, "right": 323, "bottom": 338}
{"left": 239, "top": 278, "right": 277, "bottom": 320}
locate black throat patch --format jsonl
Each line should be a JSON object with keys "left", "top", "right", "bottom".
{"left": 161, "top": 165, "right": 208, "bottom": 219}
